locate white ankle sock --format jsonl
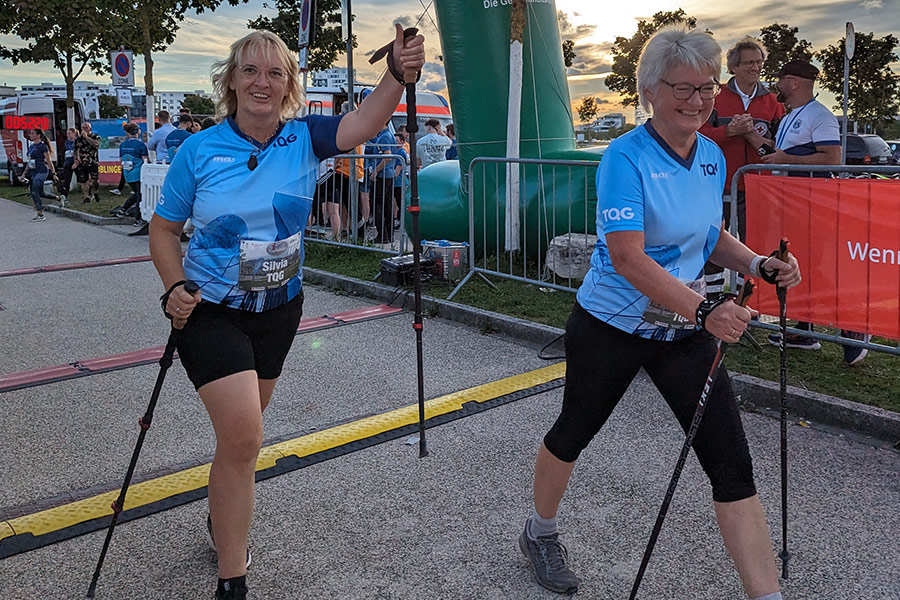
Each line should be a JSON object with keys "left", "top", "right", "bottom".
{"left": 750, "top": 592, "right": 782, "bottom": 600}
{"left": 527, "top": 509, "right": 558, "bottom": 539}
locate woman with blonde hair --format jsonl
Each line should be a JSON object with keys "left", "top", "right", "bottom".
{"left": 149, "top": 27, "right": 425, "bottom": 599}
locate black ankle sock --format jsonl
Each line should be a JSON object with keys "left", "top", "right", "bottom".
{"left": 217, "top": 575, "right": 246, "bottom": 593}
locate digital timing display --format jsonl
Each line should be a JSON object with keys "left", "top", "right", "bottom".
{"left": 2, "top": 115, "right": 51, "bottom": 131}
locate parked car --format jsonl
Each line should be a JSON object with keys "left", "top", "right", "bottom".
{"left": 844, "top": 133, "right": 893, "bottom": 165}
{"left": 885, "top": 140, "right": 900, "bottom": 164}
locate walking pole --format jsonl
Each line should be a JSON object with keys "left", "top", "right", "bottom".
{"left": 628, "top": 280, "right": 756, "bottom": 600}
{"left": 402, "top": 32, "right": 429, "bottom": 459}
{"left": 86, "top": 280, "right": 199, "bottom": 598}
{"left": 775, "top": 237, "right": 791, "bottom": 579}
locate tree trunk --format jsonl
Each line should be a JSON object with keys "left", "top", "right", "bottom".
{"left": 65, "top": 53, "right": 75, "bottom": 129}
{"left": 142, "top": 0, "right": 155, "bottom": 136}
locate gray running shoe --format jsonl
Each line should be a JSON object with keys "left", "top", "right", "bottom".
{"left": 207, "top": 513, "right": 252, "bottom": 568}
{"left": 519, "top": 526, "right": 580, "bottom": 594}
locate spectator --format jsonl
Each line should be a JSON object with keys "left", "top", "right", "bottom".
{"left": 392, "top": 131, "right": 408, "bottom": 229}
{"left": 56, "top": 127, "right": 78, "bottom": 205}
{"left": 23, "top": 128, "right": 60, "bottom": 221}
{"left": 190, "top": 116, "right": 204, "bottom": 133}
{"left": 115, "top": 122, "right": 149, "bottom": 227}
{"left": 328, "top": 143, "right": 364, "bottom": 239}
{"left": 759, "top": 60, "right": 854, "bottom": 357}
{"left": 396, "top": 123, "right": 411, "bottom": 154}
{"left": 201, "top": 116, "right": 217, "bottom": 130}
{"left": 416, "top": 118, "right": 451, "bottom": 169}
{"left": 368, "top": 122, "right": 396, "bottom": 243}
{"left": 72, "top": 120, "right": 101, "bottom": 203}
{"left": 148, "top": 110, "right": 176, "bottom": 163}
{"left": 699, "top": 36, "right": 785, "bottom": 297}
{"left": 177, "top": 106, "right": 192, "bottom": 126}
{"left": 165, "top": 116, "right": 193, "bottom": 160}
{"left": 111, "top": 121, "right": 131, "bottom": 197}
{"left": 445, "top": 123, "right": 458, "bottom": 160}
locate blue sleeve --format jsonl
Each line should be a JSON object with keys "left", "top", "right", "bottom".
{"left": 304, "top": 113, "right": 346, "bottom": 161}
{"left": 155, "top": 141, "right": 197, "bottom": 223}
{"left": 595, "top": 144, "right": 644, "bottom": 234}
{"left": 140, "top": 141, "right": 148, "bottom": 158}
{"left": 148, "top": 129, "right": 163, "bottom": 151}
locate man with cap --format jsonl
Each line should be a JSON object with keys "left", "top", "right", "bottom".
{"left": 761, "top": 60, "right": 867, "bottom": 364}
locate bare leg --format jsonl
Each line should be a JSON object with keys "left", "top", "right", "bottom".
{"left": 533, "top": 442, "right": 577, "bottom": 519}
{"left": 199, "top": 370, "right": 263, "bottom": 579}
{"left": 258, "top": 378, "right": 277, "bottom": 414}
{"left": 715, "top": 495, "right": 780, "bottom": 598}
{"left": 326, "top": 202, "right": 342, "bottom": 239}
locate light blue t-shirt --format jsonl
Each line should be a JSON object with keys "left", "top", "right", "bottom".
{"left": 165, "top": 128, "right": 191, "bottom": 160}
{"left": 576, "top": 120, "right": 726, "bottom": 341}
{"left": 393, "top": 147, "right": 408, "bottom": 188}
{"left": 156, "top": 114, "right": 345, "bottom": 312}
{"left": 119, "top": 138, "right": 148, "bottom": 183}
{"left": 148, "top": 123, "right": 175, "bottom": 163}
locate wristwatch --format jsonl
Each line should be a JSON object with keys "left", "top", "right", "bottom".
{"left": 695, "top": 296, "right": 729, "bottom": 331}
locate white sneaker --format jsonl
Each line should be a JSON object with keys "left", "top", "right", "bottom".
{"left": 110, "top": 188, "right": 122, "bottom": 195}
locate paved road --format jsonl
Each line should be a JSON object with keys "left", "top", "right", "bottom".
{"left": 1, "top": 198, "right": 898, "bottom": 599}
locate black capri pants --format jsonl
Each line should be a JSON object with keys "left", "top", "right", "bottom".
{"left": 544, "top": 302, "right": 756, "bottom": 503}
{"left": 176, "top": 292, "right": 304, "bottom": 390}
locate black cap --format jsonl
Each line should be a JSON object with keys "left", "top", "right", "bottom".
{"left": 775, "top": 60, "right": 819, "bottom": 81}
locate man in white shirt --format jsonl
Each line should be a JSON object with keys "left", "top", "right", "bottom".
{"left": 416, "top": 119, "right": 451, "bottom": 169}
{"left": 147, "top": 110, "right": 176, "bottom": 163}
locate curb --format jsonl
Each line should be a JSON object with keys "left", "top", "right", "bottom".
{"left": 303, "top": 266, "right": 900, "bottom": 446}
{"left": 43, "top": 204, "right": 132, "bottom": 226}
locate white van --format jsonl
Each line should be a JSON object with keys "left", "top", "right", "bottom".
{"left": 304, "top": 86, "right": 452, "bottom": 134}
{"left": 1, "top": 94, "right": 92, "bottom": 185}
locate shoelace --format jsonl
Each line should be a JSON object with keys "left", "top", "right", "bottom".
{"left": 536, "top": 536, "right": 570, "bottom": 573}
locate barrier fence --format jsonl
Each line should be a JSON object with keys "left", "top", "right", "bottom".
{"left": 447, "top": 157, "right": 600, "bottom": 299}
{"left": 138, "top": 153, "right": 409, "bottom": 256}
{"left": 732, "top": 163, "right": 900, "bottom": 356}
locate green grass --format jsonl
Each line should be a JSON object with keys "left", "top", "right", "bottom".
{"left": 304, "top": 242, "right": 900, "bottom": 414}
{"left": 0, "top": 174, "right": 127, "bottom": 217}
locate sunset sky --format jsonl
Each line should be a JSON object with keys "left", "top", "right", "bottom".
{"left": 2, "top": 0, "right": 898, "bottom": 121}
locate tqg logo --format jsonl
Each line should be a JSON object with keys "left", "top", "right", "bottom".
{"left": 602, "top": 207, "right": 635, "bottom": 221}
{"left": 274, "top": 133, "right": 298, "bottom": 147}
{"left": 700, "top": 163, "right": 718, "bottom": 176}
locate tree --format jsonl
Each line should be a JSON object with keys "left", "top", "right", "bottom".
{"left": 181, "top": 94, "right": 216, "bottom": 115}
{"left": 562, "top": 40, "right": 576, "bottom": 68}
{"left": 758, "top": 23, "right": 813, "bottom": 85}
{"left": 816, "top": 32, "right": 900, "bottom": 130}
{"left": 248, "top": 0, "right": 350, "bottom": 73}
{"left": 98, "top": 94, "right": 127, "bottom": 119}
{"left": 605, "top": 9, "right": 698, "bottom": 108}
{"left": 103, "top": 0, "right": 245, "bottom": 127}
{"left": 0, "top": 0, "right": 119, "bottom": 125}
{"left": 576, "top": 97, "right": 601, "bottom": 124}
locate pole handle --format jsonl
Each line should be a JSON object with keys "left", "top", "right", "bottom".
{"left": 171, "top": 280, "right": 200, "bottom": 331}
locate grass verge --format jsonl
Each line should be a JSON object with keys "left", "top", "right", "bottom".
{"left": 304, "top": 242, "right": 900, "bottom": 414}
{"left": 1, "top": 175, "right": 127, "bottom": 217}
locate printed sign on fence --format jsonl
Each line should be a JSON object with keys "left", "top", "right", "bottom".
{"left": 745, "top": 173, "right": 900, "bottom": 339}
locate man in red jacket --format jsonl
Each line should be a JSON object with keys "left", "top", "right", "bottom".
{"left": 700, "top": 36, "right": 785, "bottom": 297}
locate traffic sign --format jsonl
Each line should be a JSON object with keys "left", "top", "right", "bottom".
{"left": 298, "top": 0, "right": 316, "bottom": 47}
{"left": 846, "top": 22, "right": 855, "bottom": 60}
{"left": 110, "top": 51, "right": 134, "bottom": 87}
{"left": 116, "top": 88, "right": 133, "bottom": 107}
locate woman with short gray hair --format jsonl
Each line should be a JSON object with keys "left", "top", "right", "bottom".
{"left": 518, "top": 26, "right": 797, "bottom": 600}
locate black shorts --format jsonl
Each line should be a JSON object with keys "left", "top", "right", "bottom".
{"left": 330, "top": 174, "right": 353, "bottom": 211}
{"left": 75, "top": 163, "right": 99, "bottom": 183}
{"left": 176, "top": 292, "right": 304, "bottom": 390}
{"left": 544, "top": 302, "right": 756, "bottom": 503}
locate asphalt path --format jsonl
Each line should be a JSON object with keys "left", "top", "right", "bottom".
{"left": 1, "top": 198, "right": 898, "bottom": 599}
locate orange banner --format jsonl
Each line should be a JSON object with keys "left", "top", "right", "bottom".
{"left": 745, "top": 173, "right": 900, "bottom": 339}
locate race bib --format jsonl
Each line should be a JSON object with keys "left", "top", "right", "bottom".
{"left": 27, "top": 159, "right": 35, "bottom": 169}
{"left": 641, "top": 278, "right": 705, "bottom": 330}
{"left": 65, "top": 150, "right": 74, "bottom": 159}
{"left": 122, "top": 159, "right": 134, "bottom": 171}
{"left": 238, "top": 231, "right": 302, "bottom": 291}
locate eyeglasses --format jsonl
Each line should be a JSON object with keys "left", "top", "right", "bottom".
{"left": 238, "top": 64, "right": 287, "bottom": 84}
{"left": 738, "top": 59, "right": 764, "bottom": 68}
{"left": 660, "top": 79, "right": 721, "bottom": 100}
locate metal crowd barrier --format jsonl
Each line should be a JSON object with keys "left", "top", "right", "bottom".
{"left": 137, "top": 154, "right": 409, "bottom": 256}
{"left": 730, "top": 163, "right": 900, "bottom": 356}
{"left": 448, "top": 157, "right": 600, "bottom": 299}
{"left": 303, "top": 152, "right": 409, "bottom": 256}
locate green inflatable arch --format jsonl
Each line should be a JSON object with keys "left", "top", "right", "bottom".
{"left": 409, "top": 0, "right": 604, "bottom": 253}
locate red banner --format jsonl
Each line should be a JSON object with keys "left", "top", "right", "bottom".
{"left": 745, "top": 173, "right": 900, "bottom": 339}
